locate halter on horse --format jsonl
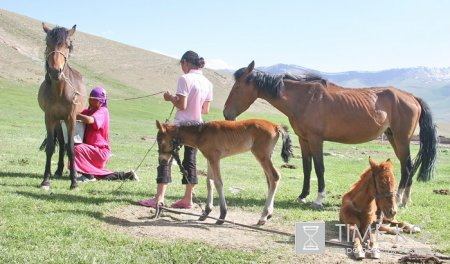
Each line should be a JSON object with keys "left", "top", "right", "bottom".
{"left": 38, "top": 23, "right": 86, "bottom": 190}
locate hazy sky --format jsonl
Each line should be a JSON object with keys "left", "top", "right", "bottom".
{"left": 2, "top": 0, "right": 450, "bottom": 72}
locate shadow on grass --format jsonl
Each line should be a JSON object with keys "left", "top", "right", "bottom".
{"left": 103, "top": 215, "right": 226, "bottom": 231}
{"left": 14, "top": 190, "right": 137, "bottom": 205}
{"left": 103, "top": 213, "right": 296, "bottom": 247}
{"left": 0, "top": 171, "right": 42, "bottom": 179}
{"left": 194, "top": 195, "right": 339, "bottom": 211}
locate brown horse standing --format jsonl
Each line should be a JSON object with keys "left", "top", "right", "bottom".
{"left": 156, "top": 119, "right": 292, "bottom": 225}
{"left": 223, "top": 61, "right": 437, "bottom": 209}
{"left": 339, "top": 157, "right": 397, "bottom": 259}
{"left": 38, "top": 23, "right": 86, "bottom": 189}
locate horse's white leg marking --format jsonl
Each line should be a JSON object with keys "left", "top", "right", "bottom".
{"left": 311, "top": 191, "right": 326, "bottom": 209}
{"left": 396, "top": 188, "right": 405, "bottom": 207}
{"left": 401, "top": 186, "right": 412, "bottom": 207}
{"left": 206, "top": 162, "right": 214, "bottom": 210}
{"left": 297, "top": 197, "right": 307, "bottom": 204}
{"left": 259, "top": 170, "right": 278, "bottom": 225}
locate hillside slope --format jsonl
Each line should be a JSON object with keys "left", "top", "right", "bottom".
{"left": 0, "top": 9, "right": 276, "bottom": 114}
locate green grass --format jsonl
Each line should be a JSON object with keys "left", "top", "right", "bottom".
{"left": 0, "top": 79, "right": 449, "bottom": 263}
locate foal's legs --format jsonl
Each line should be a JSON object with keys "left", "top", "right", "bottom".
{"left": 41, "top": 116, "right": 58, "bottom": 190}
{"left": 209, "top": 159, "right": 227, "bottom": 224}
{"left": 349, "top": 225, "right": 365, "bottom": 260}
{"left": 367, "top": 229, "right": 380, "bottom": 259}
{"left": 199, "top": 161, "right": 214, "bottom": 221}
{"left": 253, "top": 153, "right": 280, "bottom": 225}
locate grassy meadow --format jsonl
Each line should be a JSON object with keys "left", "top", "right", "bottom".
{"left": 0, "top": 79, "right": 449, "bottom": 263}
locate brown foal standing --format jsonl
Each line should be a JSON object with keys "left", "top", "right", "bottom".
{"left": 156, "top": 119, "right": 292, "bottom": 225}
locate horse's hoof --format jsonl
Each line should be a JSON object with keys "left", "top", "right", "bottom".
{"left": 257, "top": 219, "right": 266, "bottom": 225}
{"left": 54, "top": 173, "right": 63, "bottom": 178}
{"left": 310, "top": 202, "right": 323, "bottom": 210}
{"left": 41, "top": 185, "right": 50, "bottom": 191}
{"left": 215, "top": 220, "right": 224, "bottom": 225}
{"left": 199, "top": 212, "right": 209, "bottom": 221}
{"left": 404, "top": 224, "right": 421, "bottom": 233}
{"left": 296, "top": 197, "right": 307, "bottom": 204}
{"left": 398, "top": 203, "right": 407, "bottom": 209}
{"left": 411, "top": 225, "right": 421, "bottom": 233}
{"left": 70, "top": 184, "right": 79, "bottom": 190}
{"left": 367, "top": 248, "right": 380, "bottom": 259}
{"left": 353, "top": 250, "right": 365, "bottom": 260}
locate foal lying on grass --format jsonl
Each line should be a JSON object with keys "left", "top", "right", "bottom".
{"left": 156, "top": 119, "right": 292, "bottom": 225}
{"left": 339, "top": 157, "right": 397, "bottom": 260}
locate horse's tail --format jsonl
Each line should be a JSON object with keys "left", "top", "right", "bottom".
{"left": 38, "top": 135, "right": 60, "bottom": 152}
{"left": 39, "top": 137, "right": 47, "bottom": 151}
{"left": 278, "top": 125, "right": 293, "bottom": 163}
{"left": 412, "top": 97, "right": 438, "bottom": 182}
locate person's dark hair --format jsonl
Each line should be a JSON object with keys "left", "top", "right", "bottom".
{"left": 180, "top": 50, "right": 205, "bottom": 68}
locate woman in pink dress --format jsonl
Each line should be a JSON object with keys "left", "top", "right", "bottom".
{"left": 74, "top": 87, "right": 138, "bottom": 181}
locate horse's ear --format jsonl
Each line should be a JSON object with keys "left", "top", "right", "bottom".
{"left": 369, "top": 156, "right": 377, "bottom": 169}
{"left": 156, "top": 120, "right": 166, "bottom": 133}
{"left": 67, "top": 25, "right": 76, "bottom": 37}
{"left": 385, "top": 158, "right": 393, "bottom": 166}
{"left": 42, "top": 22, "right": 51, "bottom": 33}
{"left": 245, "top": 61, "right": 255, "bottom": 75}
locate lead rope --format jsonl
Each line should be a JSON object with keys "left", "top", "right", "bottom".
{"left": 169, "top": 128, "right": 204, "bottom": 212}
{"left": 110, "top": 105, "right": 176, "bottom": 194}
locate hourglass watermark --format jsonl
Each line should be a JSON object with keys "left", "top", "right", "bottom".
{"left": 295, "top": 222, "right": 325, "bottom": 254}
{"left": 295, "top": 222, "right": 429, "bottom": 255}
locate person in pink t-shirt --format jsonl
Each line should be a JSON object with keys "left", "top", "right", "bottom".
{"left": 139, "top": 50, "right": 213, "bottom": 209}
{"left": 73, "top": 87, "right": 138, "bottom": 182}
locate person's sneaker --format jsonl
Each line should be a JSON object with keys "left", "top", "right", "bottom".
{"left": 125, "top": 170, "right": 140, "bottom": 181}
{"left": 77, "top": 173, "right": 97, "bottom": 182}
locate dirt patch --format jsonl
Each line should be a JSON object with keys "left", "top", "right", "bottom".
{"left": 104, "top": 205, "right": 293, "bottom": 251}
{"left": 103, "top": 205, "right": 436, "bottom": 263}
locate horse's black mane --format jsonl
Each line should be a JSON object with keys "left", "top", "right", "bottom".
{"left": 46, "top": 26, "right": 69, "bottom": 46}
{"left": 173, "top": 121, "right": 206, "bottom": 133}
{"left": 176, "top": 120, "right": 204, "bottom": 127}
{"left": 234, "top": 67, "right": 327, "bottom": 98}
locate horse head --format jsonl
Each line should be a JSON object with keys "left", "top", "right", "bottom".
{"left": 43, "top": 23, "right": 76, "bottom": 81}
{"left": 223, "top": 61, "right": 258, "bottom": 120}
{"left": 156, "top": 120, "right": 179, "bottom": 165}
{"left": 369, "top": 157, "right": 397, "bottom": 220}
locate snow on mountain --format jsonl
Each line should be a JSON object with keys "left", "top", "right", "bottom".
{"left": 257, "top": 64, "right": 450, "bottom": 87}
